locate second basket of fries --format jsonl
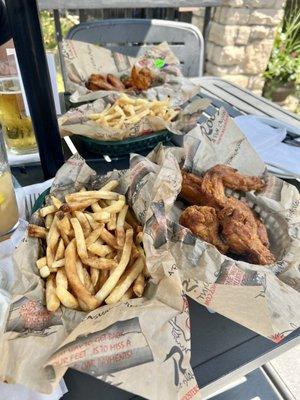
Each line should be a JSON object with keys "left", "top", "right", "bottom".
{"left": 0, "top": 154, "right": 200, "bottom": 400}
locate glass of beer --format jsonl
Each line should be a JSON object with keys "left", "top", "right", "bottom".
{"left": 0, "top": 131, "right": 19, "bottom": 238}
{"left": 0, "top": 77, "right": 37, "bottom": 154}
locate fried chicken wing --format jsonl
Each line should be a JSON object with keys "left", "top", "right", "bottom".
{"left": 218, "top": 200, "right": 275, "bottom": 265}
{"left": 209, "top": 165, "right": 265, "bottom": 192}
{"left": 130, "top": 66, "right": 153, "bottom": 90}
{"left": 180, "top": 170, "right": 220, "bottom": 207}
{"left": 180, "top": 205, "right": 228, "bottom": 253}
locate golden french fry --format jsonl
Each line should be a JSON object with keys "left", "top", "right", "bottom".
{"left": 71, "top": 218, "right": 88, "bottom": 260}
{"left": 79, "top": 187, "right": 86, "bottom": 192}
{"left": 120, "top": 286, "right": 134, "bottom": 301}
{"left": 83, "top": 255, "right": 117, "bottom": 270}
{"left": 61, "top": 200, "right": 98, "bottom": 212}
{"left": 105, "top": 256, "right": 144, "bottom": 304}
{"left": 45, "top": 213, "right": 54, "bottom": 230}
{"left": 40, "top": 265, "right": 50, "bottom": 278}
{"left": 82, "top": 268, "right": 95, "bottom": 294}
{"left": 85, "top": 226, "right": 104, "bottom": 248}
{"left": 84, "top": 213, "right": 102, "bottom": 230}
{"left": 94, "top": 269, "right": 108, "bottom": 292}
{"left": 55, "top": 238, "right": 65, "bottom": 261}
{"left": 92, "top": 211, "right": 111, "bottom": 223}
{"left": 78, "top": 299, "right": 91, "bottom": 312}
{"left": 131, "top": 242, "right": 140, "bottom": 261}
{"left": 56, "top": 268, "right": 68, "bottom": 289}
{"left": 107, "top": 212, "right": 116, "bottom": 231}
{"left": 95, "top": 228, "right": 133, "bottom": 303}
{"left": 88, "top": 242, "right": 112, "bottom": 257}
{"left": 39, "top": 205, "right": 56, "bottom": 218}
{"left": 56, "top": 286, "right": 79, "bottom": 310}
{"left": 51, "top": 195, "right": 62, "bottom": 210}
{"left": 46, "top": 216, "right": 60, "bottom": 267}
{"left": 28, "top": 224, "right": 48, "bottom": 239}
{"left": 135, "top": 231, "right": 143, "bottom": 245}
{"left": 36, "top": 256, "right": 47, "bottom": 269}
{"left": 98, "top": 195, "right": 125, "bottom": 214}
{"left": 99, "top": 180, "right": 119, "bottom": 192}
{"left": 91, "top": 202, "right": 102, "bottom": 213}
{"left": 65, "top": 240, "right": 99, "bottom": 310}
{"left": 52, "top": 258, "right": 65, "bottom": 269}
{"left": 90, "top": 267, "right": 100, "bottom": 288}
{"left": 133, "top": 272, "right": 146, "bottom": 298}
{"left": 74, "top": 211, "right": 92, "bottom": 237}
{"left": 99, "top": 227, "right": 120, "bottom": 249}
{"left": 66, "top": 191, "right": 119, "bottom": 202}
{"left": 116, "top": 205, "right": 128, "bottom": 247}
{"left": 76, "top": 258, "right": 85, "bottom": 285}
{"left": 46, "top": 275, "right": 60, "bottom": 312}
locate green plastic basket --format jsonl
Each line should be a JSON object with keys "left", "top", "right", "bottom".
{"left": 76, "top": 130, "right": 172, "bottom": 156}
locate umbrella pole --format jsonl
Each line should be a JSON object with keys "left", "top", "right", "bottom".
{"left": 5, "top": 0, "right": 64, "bottom": 179}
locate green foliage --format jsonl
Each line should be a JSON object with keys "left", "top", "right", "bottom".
{"left": 40, "top": 11, "right": 75, "bottom": 50}
{"left": 264, "top": 3, "right": 300, "bottom": 85}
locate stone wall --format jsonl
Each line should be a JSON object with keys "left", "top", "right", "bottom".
{"left": 192, "top": 1, "right": 286, "bottom": 95}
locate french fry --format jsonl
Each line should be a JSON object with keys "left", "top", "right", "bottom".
{"left": 39, "top": 205, "right": 56, "bottom": 218}
{"left": 51, "top": 195, "right": 62, "bottom": 210}
{"left": 46, "top": 216, "right": 60, "bottom": 267}
{"left": 85, "top": 226, "right": 104, "bottom": 248}
{"left": 98, "top": 195, "right": 125, "bottom": 214}
{"left": 91, "top": 202, "right": 102, "bottom": 213}
{"left": 105, "top": 256, "right": 144, "bottom": 304}
{"left": 66, "top": 191, "right": 119, "bottom": 202}
{"left": 99, "top": 227, "right": 120, "bottom": 249}
{"left": 76, "top": 258, "right": 85, "bottom": 285}
{"left": 52, "top": 258, "right": 65, "bottom": 269}
{"left": 99, "top": 180, "right": 119, "bottom": 191}
{"left": 65, "top": 240, "right": 99, "bottom": 310}
{"left": 36, "top": 256, "right": 47, "bottom": 269}
{"left": 74, "top": 211, "right": 92, "bottom": 237}
{"left": 82, "top": 268, "right": 95, "bottom": 294}
{"left": 56, "top": 268, "right": 68, "bottom": 289}
{"left": 90, "top": 267, "right": 100, "bottom": 288}
{"left": 133, "top": 272, "right": 146, "bottom": 298}
{"left": 95, "top": 228, "right": 133, "bottom": 303}
{"left": 91, "top": 211, "right": 111, "bottom": 223}
{"left": 45, "top": 213, "right": 54, "bottom": 229}
{"left": 83, "top": 255, "right": 117, "bottom": 270}
{"left": 107, "top": 212, "right": 117, "bottom": 231}
{"left": 56, "top": 286, "right": 79, "bottom": 310}
{"left": 88, "top": 242, "right": 112, "bottom": 257}
{"left": 95, "top": 269, "right": 109, "bottom": 292}
{"left": 46, "top": 275, "right": 60, "bottom": 312}
{"left": 120, "top": 286, "right": 134, "bottom": 301}
{"left": 28, "top": 224, "right": 47, "bottom": 239}
{"left": 40, "top": 265, "right": 50, "bottom": 278}
{"left": 61, "top": 200, "right": 98, "bottom": 212}
{"left": 55, "top": 238, "right": 65, "bottom": 261}
{"left": 84, "top": 213, "right": 103, "bottom": 230}
{"left": 116, "top": 205, "right": 128, "bottom": 247}
{"left": 135, "top": 231, "right": 143, "bottom": 245}
{"left": 71, "top": 218, "right": 88, "bottom": 260}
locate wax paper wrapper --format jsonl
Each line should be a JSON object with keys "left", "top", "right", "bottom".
{"left": 59, "top": 94, "right": 211, "bottom": 141}
{"left": 0, "top": 154, "right": 200, "bottom": 400}
{"left": 147, "top": 108, "right": 300, "bottom": 342}
{"left": 62, "top": 39, "right": 202, "bottom": 105}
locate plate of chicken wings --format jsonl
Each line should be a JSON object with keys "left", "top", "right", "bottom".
{"left": 179, "top": 164, "right": 276, "bottom": 266}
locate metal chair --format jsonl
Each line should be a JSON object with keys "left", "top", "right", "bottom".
{"left": 66, "top": 19, "right": 204, "bottom": 77}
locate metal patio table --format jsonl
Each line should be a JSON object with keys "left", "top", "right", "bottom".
{"left": 12, "top": 78, "right": 300, "bottom": 400}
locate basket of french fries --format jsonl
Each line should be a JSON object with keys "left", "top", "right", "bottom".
{"left": 59, "top": 93, "right": 211, "bottom": 156}
{"left": 0, "top": 154, "right": 200, "bottom": 400}
{"left": 28, "top": 181, "right": 148, "bottom": 311}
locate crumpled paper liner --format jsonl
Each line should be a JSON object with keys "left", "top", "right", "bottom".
{"left": 141, "top": 108, "right": 300, "bottom": 342}
{"left": 59, "top": 94, "right": 211, "bottom": 142}
{"left": 0, "top": 154, "right": 200, "bottom": 400}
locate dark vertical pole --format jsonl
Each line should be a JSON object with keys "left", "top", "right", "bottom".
{"left": 203, "top": 6, "right": 212, "bottom": 74}
{"left": 53, "top": 9, "right": 67, "bottom": 91}
{"left": 5, "top": 0, "right": 64, "bottom": 179}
